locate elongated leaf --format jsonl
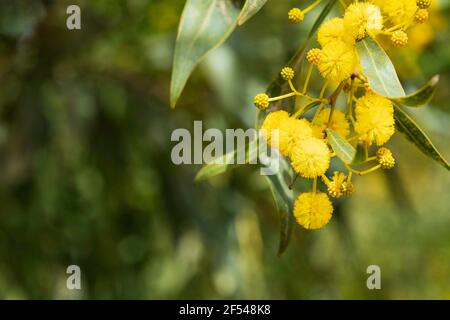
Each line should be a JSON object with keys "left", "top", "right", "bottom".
{"left": 352, "top": 141, "right": 367, "bottom": 165}
{"left": 394, "top": 104, "right": 450, "bottom": 170}
{"left": 195, "top": 135, "right": 260, "bottom": 182}
{"left": 264, "top": 154, "right": 295, "bottom": 256}
{"left": 357, "top": 37, "right": 405, "bottom": 98}
{"left": 326, "top": 129, "right": 356, "bottom": 164}
{"left": 194, "top": 150, "right": 236, "bottom": 182}
{"left": 171, "top": 0, "right": 242, "bottom": 108}
{"left": 237, "top": 0, "right": 268, "bottom": 25}
{"left": 393, "top": 75, "right": 440, "bottom": 107}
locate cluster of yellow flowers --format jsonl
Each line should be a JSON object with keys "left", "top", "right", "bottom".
{"left": 254, "top": 0, "right": 432, "bottom": 230}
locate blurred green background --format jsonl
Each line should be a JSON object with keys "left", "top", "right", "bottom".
{"left": 0, "top": 0, "right": 449, "bottom": 299}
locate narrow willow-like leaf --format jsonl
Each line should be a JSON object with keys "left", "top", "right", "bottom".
{"left": 264, "top": 155, "right": 294, "bottom": 256}
{"left": 326, "top": 129, "right": 356, "bottom": 164}
{"left": 194, "top": 135, "right": 260, "bottom": 182}
{"left": 237, "top": 0, "right": 268, "bottom": 25}
{"left": 356, "top": 37, "right": 405, "bottom": 98}
{"left": 394, "top": 104, "right": 450, "bottom": 170}
{"left": 194, "top": 150, "right": 236, "bottom": 182}
{"left": 170, "top": 0, "right": 241, "bottom": 108}
{"left": 352, "top": 141, "right": 367, "bottom": 165}
{"left": 393, "top": 75, "right": 440, "bottom": 107}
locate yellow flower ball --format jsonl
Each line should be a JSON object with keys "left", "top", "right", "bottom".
{"left": 261, "top": 110, "right": 290, "bottom": 144}
{"left": 344, "top": 2, "right": 383, "bottom": 40}
{"left": 317, "top": 40, "right": 356, "bottom": 83}
{"left": 372, "top": 0, "right": 416, "bottom": 26}
{"left": 391, "top": 30, "right": 409, "bottom": 47}
{"left": 326, "top": 172, "right": 347, "bottom": 198}
{"left": 288, "top": 8, "right": 304, "bottom": 23}
{"left": 290, "top": 137, "right": 330, "bottom": 178}
{"left": 318, "top": 17, "right": 355, "bottom": 47}
{"left": 417, "top": 0, "right": 431, "bottom": 9}
{"left": 262, "top": 112, "right": 313, "bottom": 157}
{"left": 276, "top": 118, "right": 313, "bottom": 157}
{"left": 253, "top": 93, "right": 269, "bottom": 110}
{"left": 355, "top": 93, "right": 395, "bottom": 146}
{"left": 280, "top": 67, "right": 295, "bottom": 81}
{"left": 312, "top": 108, "right": 350, "bottom": 139}
{"left": 376, "top": 147, "right": 396, "bottom": 169}
{"left": 306, "top": 48, "right": 323, "bottom": 65}
{"left": 294, "top": 192, "right": 333, "bottom": 230}
{"left": 415, "top": 9, "right": 429, "bottom": 23}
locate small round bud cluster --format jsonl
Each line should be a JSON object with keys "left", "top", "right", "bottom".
{"left": 253, "top": 93, "right": 270, "bottom": 110}
{"left": 327, "top": 182, "right": 342, "bottom": 198}
{"left": 415, "top": 9, "right": 429, "bottom": 23}
{"left": 416, "top": 0, "right": 431, "bottom": 9}
{"left": 288, "top": 8, "right": 304, "bottom": 23}
{"left": 326, "top": 172, "right": 349, "bottom": 198}
{"left": 391, "top": 30, "right": 408, "bottom": 47}
{"left": 280, "top": 67, "right": 295, "bottom": 81}
{"left": 306, "top": 48, "right": 322, "bottom": 65}
{"left": 342, "top": 181, "right": 355, "bottom": 196}
{"left": 376, "top": 147, "right": 395, "bottom": 169}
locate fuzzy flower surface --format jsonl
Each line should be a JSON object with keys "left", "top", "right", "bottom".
{"left": 294, "top": 192, "right": 333, "bottom": 229}
{"left": 318, "top": 17, "right": 355, "bottom": 47}
{"left": 290, "top": 137, "right": 330, "bottom": 178}
{"left": 344, "top": 2, "right": 383, "bottom": 40}
{"left": 312, "top": 108, "right": 350, "bottom": 139}
{"left": 373, "top": 0, "right": 417, "bottom": 26}
{"left": 355, "top": 93, "right": 395, "bottom": 146}
{"left": 262, "top": 112, "right": 313, "bottom": 157}
{"left": 317, "top": 40, "right": 356, "bottom": 83}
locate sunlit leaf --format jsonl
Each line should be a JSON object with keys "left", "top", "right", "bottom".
{"left": 393, "top": 75, "right": 440, "bottom": 107}
{"left": 194, "top": 135, "right": 260, "bottom": 182}
{"left": 356, "top": 37, "right": 405, "bottom": 98}
{"left": 264, "top": 155, "right": 295, "bottom": 256}
{"left": 170, "top": 0, "right": 242, "bottom": 108}
{"left": 237, "top": 0, "right": 268, "bottom": 25}
{"left": 326, "top": 129, "right": 356, "bottom": 164}
{"left": 394, "top": 104, "right": 450, "bottom": 170}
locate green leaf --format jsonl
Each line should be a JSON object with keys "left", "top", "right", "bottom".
{"left": 356, "top": 37, "right": 406, "bottom": 98}
{"left": 264, "top": 155, "right": 295, "bottom": 256}
{"left": 237, "top": 0, "right": 268, "bottom": 26}
{"left": 352, "top": 141, "right": 367, "bottom": 165}
{"left": 170, "top": 0, "right": 242, "bottom": 108}
{"left": 393, "top": 75, "right": 440, "bottom": 107}
{"left": 194, "top": 150, "right": 236, "bottom": 182}
{"left": 194, "top": 134, "right": 260, "bottom": 182}
{"left": 326, "top": 129, "right": 356, "bottom": 164}
{"left": 394, "top": 104, "right": 450, "bottom": 170}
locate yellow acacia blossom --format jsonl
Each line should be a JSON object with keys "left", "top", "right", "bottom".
{"left": 344, "top": 2, "right": 383, "bottom": 40}
{"left": 261, "top": 112, "right": 313, "bottom": 157}
{"left": 312, "top": 108, "right": 350, "bottom": 139}
{"left": 373, "top": 0, "right": 417, "bottom": 26}
{"left": 326, "top": 172, "right": 348, "bottom": 198}
{"left": 290, "top": 137, "right": 330, "bottom": 178}
{"left": 260, "top": 110, "right": 290, "bottom": 145}
{"left": 355, "top": 93, "right": 395, "bottom": 146}
{"left": 318, "top": 17, "right": 355, "bottom": 47}
{"left": 294, "top": 192, "right": 333, "bottom": 229}
{"left": 376, "top": 147, "right": 396, "bottom": 169}
{"left": 317, "top": 40, "right": 356, "bottom": 83}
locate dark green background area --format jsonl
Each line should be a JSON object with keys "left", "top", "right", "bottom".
{"left": 0, "top": 0, "right": 449, "bottom": 299}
